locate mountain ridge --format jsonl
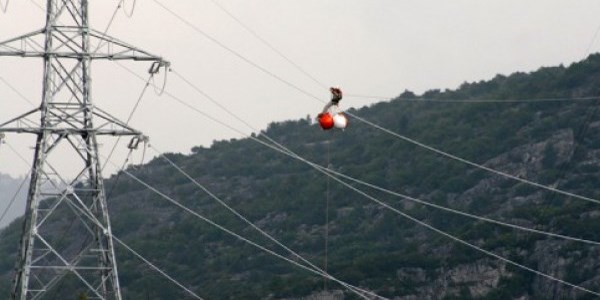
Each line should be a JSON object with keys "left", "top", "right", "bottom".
{"left": 3, "top": 55, "right": 600, "bottom": 299}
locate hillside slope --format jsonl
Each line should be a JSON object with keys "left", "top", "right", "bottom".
{"left": 3, "top": 55, "right": 600, "bottom": 299}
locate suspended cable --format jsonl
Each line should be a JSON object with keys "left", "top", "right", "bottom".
{"left": 145, "top": 145, "right": 377, "bottom": 300}
{"left": 115, "top": 116, "right": 600, "bottom": 297}
{"left": 4, "top": 141, "right": 29, "bottom": 165}
{"left": 173, "top": 65, "right": 600, "bottom": 246}
{"left": 52, "top": 192, "right": 205, "bottom": 300}
{"left": 0, "top": 76, "right": 36, "bottom": 107}
{"left": 154, "top": 0, "right": 600, "bottom": 107}
{"left": 92, "top": 0, "right": 125, "bottom": 54}
{"left": 118, "top": 59, "right": 600, "bottom": 296}
{"left": 209, "top": 0, "right": 328, "bottom": 90}
{"left": 113, "top": 236, "right": 204, "bottom": 300}
{"left": 345, "top": 112, "right": 600, "bottom": 206}
{"left": 121, "top": 0, "right": 137, "bottom": 18}
{"left": 346, "top": 94, "right": 600, "bottom": 103}
{"left": 311, "top": 160, "right": 600, "bottom": 297}
{"left": 151, "top": 0, "right": 321, "bottom": 103}
{"left": 101, "top": 74, "right": 152, "bottom": 173}
{"left": 121, "top": 64, "right": 373, "bottom": 297}
{"left": 123, "top": 62, "right": 600, "bottom": 247}
{"left": 101, "top": 155, "right": 383, "bottom": 300}
{"left": 0, "top": 170, "right": 30, "bottom": 228}
{"left": 148, "top": 1, "right": 600, "bottom": 209}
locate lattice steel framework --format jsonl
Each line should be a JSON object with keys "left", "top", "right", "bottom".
{"left": 0, "top": 1, "right": 168, "bottom": 299}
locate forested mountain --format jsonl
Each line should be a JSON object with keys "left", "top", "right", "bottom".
{"left": 3, "top": 55, "right": 600, "bottom": 299}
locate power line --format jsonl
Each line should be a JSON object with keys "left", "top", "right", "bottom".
{"left": 113, "top": 236, "right": 204, "bottom": 300}
{"left": 311, "top": 160, "right": 600, "bottom": 297}
{"left": 0, "top": 76, "right": 36, "bottom": 106}
{"left": 0, "top": 169, "right": 30, "bottom": 228}
{"left": 166, "top": 65, "right": 600, "bottom": 247}
{"left": 346, "top": 112, "right": 600, "bottom": 206}
{"left": 150, "top": 0, "right": 600, "bottom": 209}
{"left": 147, "top": 145, "right": 374, "bottom": 299}
{"left": 346, "top": 94, "right": 600, "bottom": 103}
{"left": 118, "top": 64, "right": 600, "bottom": 296}
{"left": 102, "top": 155, "right": 384, "bottom": 300}
{"left": 121, "top": 0, "right": 137, "bottom": 18}
{"left": 53, "top": 189, "right": 205, "bottom": 300}
{"left": 208, "top": 0, "right": 328, "bottom": 90}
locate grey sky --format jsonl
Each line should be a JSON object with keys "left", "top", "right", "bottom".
{"left": 1, "top": 0, "right": 600, "bottom": 179}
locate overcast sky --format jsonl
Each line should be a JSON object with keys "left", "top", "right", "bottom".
{"left": 1, "top": 0, "right": 600, "bottom": 179}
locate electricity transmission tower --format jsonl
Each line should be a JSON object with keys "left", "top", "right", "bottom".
{"left": 0, "top": 1, "right": 168, "bottom": 299}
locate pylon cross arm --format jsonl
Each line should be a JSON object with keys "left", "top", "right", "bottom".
{"left": 0, "top": 27, "right": 169, "bottom": 65}
{"left": 0, "top": 107, "right": 143, "bottom": 136}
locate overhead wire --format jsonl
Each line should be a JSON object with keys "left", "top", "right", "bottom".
{"left": 0, "top": 3, "right": 201, "bottom": 299}
{"left": 206, "top": 0, "right": 600, "bottom": 105}
{"left": 117, "top": 63, "right": 600, "bottom": 296}
{"left": 346, "top": 112, "right": 600, "bottom": 206}
{"left": 0, "top": 141, "right": 31, "bottom": 229}
{"left": 102, "top": 155, "right": 383, "bottom": 300}
{"left": 147, "top": 146, "right": 376, "bottom": 299}
{"left": 113, "top": 236, "right": 204, "bottom": 300}
{"left": 121, "top": 0, "right": 137, "bottom": 18}
{"left": 100, "top": 74, "right": 152, "bottom": 173}
{"left": 208, "top": 0, "right": 328, "bottom": 90}
{"left": 117, "top": 63, "right": 381, "bottom": 299}
{"left": 4, "top": 1, "right": 591, "bottom": 295}
{"left": 0, "top": 76, "right": 36, "bottom": 107}
{"left": 52, "top": 187, "right": 205, "bottom": 300}
{"left": 0, "top": 1, "right": 373, "bottom": 298}
{"left": 123, "top": 92, "right": 600, "bottom": 297}
{"left": 346, "top": 94, "right": 600, "bottom": 103}
{"left": 166, "top": 66, "right": 600, "bottom": 247}
{"left": 150, "top": 0, "right": 600, "bottom": 209}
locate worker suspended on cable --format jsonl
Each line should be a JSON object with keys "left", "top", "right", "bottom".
{"left": 318, "top": 87, "right": 348, "bottom": 130}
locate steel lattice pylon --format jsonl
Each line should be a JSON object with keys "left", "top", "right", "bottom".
{"left": 0, "top": 1, "right": 168, "bottom": 299}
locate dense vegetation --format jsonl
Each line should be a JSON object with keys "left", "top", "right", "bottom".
{"left": 3, "top": 55, "right": 600, "bottom": 299}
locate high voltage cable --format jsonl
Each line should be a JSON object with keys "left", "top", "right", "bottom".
{"left": 0, "top": 76, "right": 36, "bottom": 106}
{"left": 346, "top": 112, "right": 600, "bottom": 206}
{"left": 147, "top": 146, "right": 377, "bottom": 300}
{"left": 54, "top": 190, "right": 205, "bottom": 300}
{"left": 117, "top": 63, "right": 600, "bottom": 296}
{"left": 126, "top": 62, "right": 600, "bottom": 247}
{"left": 118, "top": 64, "right": 382, "bottom": 299}
{"left": 155, "top": 0, "right": 600, "bottom": 106}
{"left": 346, "top": 94, "right": 600, "bottom": 103}
{"left": 100, "top": 74, "right": 152, "bottom": 173}
{"left": 0, "top": 142, "right": 31, "bottom": 229}
{"left": 115, "top": 85, "right": 600, "bottom": 297}
{"left": 151, "top": 0, "right": 600, "bottom": 208}
{"left": 113, "top": 236, "right": 204, "bottom": 300}
{"left": 167, "top": 65, "right": 600, "bottom": 247}
{"left": 102, "top": 155, "right": 384, "bottom": 300}
{"left": 121, "top": 0, "right": 137, "bottom": 18}
{"left": 208, "top": 0, "right": 328, "bottom": 90}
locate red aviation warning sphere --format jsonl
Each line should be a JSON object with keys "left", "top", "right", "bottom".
{"left": 318, "top": 113, "right": 334, "bottom": 130}
{"left": 333, "top": 113, "right": 348, "bottom": 129}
